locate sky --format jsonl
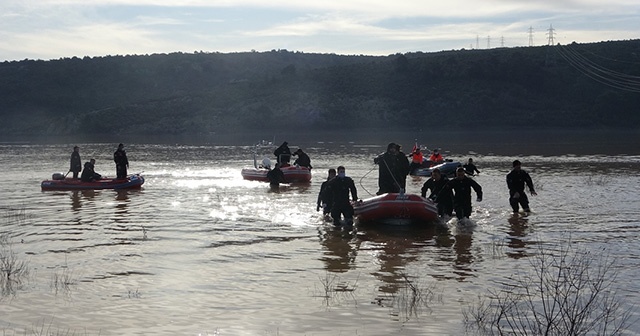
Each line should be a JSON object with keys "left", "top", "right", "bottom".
{"left": 1, "top": 0, "right": 639, "bottom": 61}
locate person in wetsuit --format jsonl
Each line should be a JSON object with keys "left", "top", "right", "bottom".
{"left": 70, "top": 146, "right": 82, "bottom": 179}
{"left": 113, "top": 143, "right": 129, "bottom": 178}
{"left": 421, "top": 168, "right": 453, "bottom": 217}
{"left": 273, "top": 141, "right": 291, "bottom": 165}
{"left": 324, "top": 166, "right": 358, "bottom": 227}
{"left": 448, "top": 167, "right": 483, "bottom": 219}
{"left": 293, "top": 148, "right": 312, "bottom": 169}
{"left": 80, "top": 159, "right": 102, "bottom": 182}
{"left": 506, "top": 160, "right": 537, "bottom": 213}
{"left": 374, "top": 142, "right": 410, "bottom": 195}
{"left": 317, "top": 168, "right": 337, "bottom": 216}
{"left": 267, "top": 163, "right": 286, "bottom": 189}
{"left": 463, "top": 158, "right": 481, "bottom": 176}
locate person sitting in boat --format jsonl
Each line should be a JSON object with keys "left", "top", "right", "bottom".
{"left": 266, "top": 163, "right": 286, "bottom": 189}
{"left": 408, "top": 147, "right": 424, "bottom": 174}
{"left": 428, "top": 149, "right": 444, "bottom": 164}
{"left": 374, "top": 142, "right": 410, "bottom": 195}
{"left": 463, "top": 158, "right": 481, "bottom": 176}
{"left": 69, "top": 146, "right": 82, "bottom": 179}
{"left": 421, "top": 168, "right": 453, "bottom": 217}
{"left": 273, "top": 141, "right": 291, "bottom": 165}
{"left": 292, "top": 148, "right": 312, "bottom": 169}
{"left": 317, "top": 168, "right": 336, "bottom": 216}
{"left": 447, "top": 167, "right": 483, "bottom": 220}
{"left": 80, "top": 159, "right": 102, "bottom": 182}
{"left": 323, "top": 166, "right": 358, "bottom": 227}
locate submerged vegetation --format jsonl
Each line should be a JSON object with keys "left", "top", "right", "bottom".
{"left": 463, "top": 242, "right": 633, "bottom": 335}
{"left": 1, "top": 40, "right": 640, "bottom": 136}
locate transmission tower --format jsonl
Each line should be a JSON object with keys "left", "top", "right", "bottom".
{"left": 546, "top": 24, "right": 556, "bottom": 45}
{"left": 476, "top": 35, "right": 479, "bottom": 49}
{"left": 528, "top": 26, "right": 534, "bottom": 46}
{"left": 500, "top": 36, "right": 505, "bottom": 48}
{"left": 487, "top": 35, "right": 491, "bottom": 49}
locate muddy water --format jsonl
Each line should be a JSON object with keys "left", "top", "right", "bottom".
{"left": 1, "top": 141, "right": 639, "bottom": 335}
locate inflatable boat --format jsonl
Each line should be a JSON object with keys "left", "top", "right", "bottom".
{"left": 41, "top": 173, "right": 145, "bottom": 191}
{"left": 412, "top": 161, "right": 461, "bottom": 177}
{"left": 241, "top": 164, "right": 312, "bottom": 183}
{"left": 354, "top": 192, "right": 439, "bottom": 225}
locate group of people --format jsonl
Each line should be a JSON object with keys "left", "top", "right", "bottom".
{"left": 69, "top": 143, "right": 130, "bottom": 182}
{"left": 267, "top": 141, "right": 313, "bottom": 188}
{"left": 316, "top": 166, "right": 359, "bottom": 227}
{"left": 315, "top": 141, "right": 537, "bottom": 225}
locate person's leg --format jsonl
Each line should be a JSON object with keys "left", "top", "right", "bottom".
{"left": 519, "top": 193, "right": 531, "bottom": 212}
{"left": 509, "top": 194, "right": 520, "bottom": 213}
{"left": 343, "top": 206, "right": 354, "bottom": 226}
{"left": 331, "top": 207, "right": 342, "bottom": 226}
{"left": 464, "top": 203, "right": 472, "bottom": 218}
{"left": 72, "top": 171, "right": 78, "bottom": 179}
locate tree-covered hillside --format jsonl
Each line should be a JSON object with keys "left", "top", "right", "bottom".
{"left": 1, "top": 40, "right": 639, "bottom": 136}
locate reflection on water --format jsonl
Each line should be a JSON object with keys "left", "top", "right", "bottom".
{"left": 0, "top": 142, "right": 639, "bottom": 335}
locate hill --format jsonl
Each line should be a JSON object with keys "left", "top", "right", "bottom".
{"left": 1, "top": 40, "right": 639, "bottom": 137}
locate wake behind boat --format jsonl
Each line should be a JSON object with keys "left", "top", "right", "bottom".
{"left": 354, "top": 192, "right": 439, "bottom": 225}
{"left": 41, "top": 173, "right": 145, "bottom": 191}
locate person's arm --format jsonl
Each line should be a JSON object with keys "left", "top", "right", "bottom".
{"left": 472, "top": 180, "right": 483, "bottom": 201}
{"left": 350, "top": 179, "right": 358, "bottom": 201}
{"left": 525, "top": 173, "right": 537, "bottom": 195}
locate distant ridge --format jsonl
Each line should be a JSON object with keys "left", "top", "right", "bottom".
{"left": 1, "top": 39, "right": 639, "bottom": 136}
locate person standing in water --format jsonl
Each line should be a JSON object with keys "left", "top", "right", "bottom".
{"left": 324, "top": 166, "right": 358, "bottom": 227}
{"left": 506, "top": 160, "right": 537, "bottom": 213}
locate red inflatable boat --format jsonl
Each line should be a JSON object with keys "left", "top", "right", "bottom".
{"left": 41, "top": 174, "right": 145, "bottom": 191}
{"left": 354, "top": 192, "right": 439, "bottom": 225}
{"left": 241, "top": 164, "right": 312, "bottom": 183}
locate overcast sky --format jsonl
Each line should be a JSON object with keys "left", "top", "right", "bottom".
{"left": 1, "top": 0, "right": 639, "bottom": 61}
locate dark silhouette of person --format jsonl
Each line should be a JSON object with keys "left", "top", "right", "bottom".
{"left": 317, "top": 168, "right": 337, "bottom": 215}
{"left": 323, "top": 166, "right": 358, "bottom": 227}
{"left": 267, "top": 163, "right": 286, "bottom": 189}
{"left": 273, "top": 141, "right": 291, "bottom": 164}
{"left": 463, "top": 158, "right": 481, "bottom": 176}
{"left": 293, "top": 148, "right": 312, "bottom": 169}
{"left": 113, "top": 143, "right": 129, "bottom": 179}
{"left": 80, "top": 159, "right": 102, "bottom": 182}
{"left": 448, "top": 167, "right": 483, "bottom": 219}
{"left": 506, "top": 160, "right": 537, "bottom": 213}
{"left": 70, "top": 146, "right": 82, "bottom": 179}
{"left": 374, "top": 142, "right": 410, "bottom": 195}
{"left": 421, "top": 168, "right": 454, "bottom": 217}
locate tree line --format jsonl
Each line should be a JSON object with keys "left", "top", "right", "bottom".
{"left": 1, "top": 40, "right": 639, "bottom": 136}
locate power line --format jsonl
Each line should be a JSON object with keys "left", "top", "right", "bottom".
{"left": 555, "top": 44, "right": 640, "bottom": 92}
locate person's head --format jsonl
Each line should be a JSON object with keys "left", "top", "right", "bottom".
{"left": 415, "top": 147, "right": 420, "bottom": 153}
{"left": 73, "top": 146, "right": 79, "bottom": 152}
{"left": 327, "top": 168, "right": 336, "bottom": 179}
{"left": 386, "top": 142, "right": 397, "bottom": 154}
{"left": 433, "top": 148, "right": 439, "bottom": 153}
{"left": 274, "top": 163, "right": 281, "bottom": 169}
{"left": 395, "top": 144, "right": 402, "bottom": 152}
{"left": 295, "top": 148, "right": 303, "bottom": 155}
{"left": 512, "top": 160, "right": 521, "bottom": 170}
{"left": 455, "top": 167, "right": 465, "bottom": 179}
{"left": 431, "top": 168, "right": 441, "bottom": 180}
{"left": 118, "top": 143, "right": 124, "bottom": 149}
{"left": 468, "top": 158, "right": 473, "bottom": 163}
{"left": 282, "top": 141, "right": 288, "bottom": 146}
{"left": 337, "top": 166, "right": 346, "bottom": 177}
{"left": 90, "top": 158, "right": 96, "bottom": 164}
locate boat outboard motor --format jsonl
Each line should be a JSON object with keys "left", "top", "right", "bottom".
{"left": 52, "top": 173, "right": 65, "bottom": 180}
{"left": 261, "top": 158, "right": 271, "bottom": 169}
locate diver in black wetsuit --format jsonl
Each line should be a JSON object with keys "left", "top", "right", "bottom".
{"left": 324, "top": 166, "right": 358, "bottom": 226}
{"left": 506, "top": 160, "right": 537, "bottom": 213}
{"left": 421, "top": 168, "right": 453, "bottom": 217}
{"left": 448, "top": 167, "right": 483, "bottom": 219}
{"left": 374, "top": 142, "right": 410, "bottom": 195}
